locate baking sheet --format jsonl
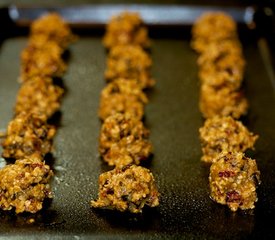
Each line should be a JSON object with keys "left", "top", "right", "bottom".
{"left": 0, "top": 8, "right": 275, "bottom": 239}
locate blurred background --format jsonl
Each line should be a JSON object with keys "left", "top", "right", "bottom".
{"left": 0, "top": 0, "right": 274, "bottom": 6}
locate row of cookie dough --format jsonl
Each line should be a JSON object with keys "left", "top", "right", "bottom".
{"left": 91, "top": 12, "right": 159, "bottom": 213}
{"left": 200, "top": 116, "right": 260, "bottom": 211}
{"left": 99, "top": 13, "right": 154, "bottom": 167}
{"left": 192, "top": 12, "right": 261, "bottom": 211}
{"left": 0, "top": 14, "right": 75, "bottom": 213}
{"left": 192, "top": 12, "right": 248, "bottom": 119}
{"left": 98, "top": 12, "right": 155, "bottom": 123}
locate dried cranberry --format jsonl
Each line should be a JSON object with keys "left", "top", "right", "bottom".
{"left": 30, "top": 163, "right": 43, "bottom": 168}
{"left": 218, "top": 170, "right": 235, "bottom": 178}
{"left": 226, "top": 190, "right": 241, "bottom": 203}
{"left": 106, "top": 188, "right": 114, "bottom": 195}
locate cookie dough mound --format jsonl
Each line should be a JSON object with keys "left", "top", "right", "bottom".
{"left": 99, "top": 113, "right": 152, "bottom": 167}
{"left": 191, "top": 12, "right": 237, "bottom": 53}
{"left": 105, "top": 45, "right": 155, "bottom": 88}
{"left": 15, "top": 76, "right": 64, "bottom": 118}
{"left": 103, "top": 12, "right": 150, "bottom": 49}
{"left": 209, "top": 152, "right": 260, "bottom": 211}
{"left": 199, "top": 116, "right": 258, "bottom": 163}
{"left": 198, "top": 41, "right": 245, "bottom": 90}
{"left": 0, "top": 155, "right": 53, "bottom": 213}
{"left": 30, "top": 13, "right": 76, "bottom": 49}
{"left": 199, "top": 84, "right": 248, "bottom": 119}
{"left": 91, "top": 165, "right": 159, "bottom": 213}
{"left": 2, "top": 112, "right": 56, "bottom": 159}
{"left": 20, "top": 35, "right": 66, "bottom": 82}
{"left": 99, "top": 78, "right": 148, "bottom": 120}
{"left": 197, "top": 40, "right": 243, "bottom": 67}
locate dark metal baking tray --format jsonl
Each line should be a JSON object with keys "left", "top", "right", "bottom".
{"left": 0, "top": 4, "right": 275, "bottom": 239}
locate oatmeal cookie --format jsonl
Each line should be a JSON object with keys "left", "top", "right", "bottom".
{"left": 2, "top": 112, "right": 56, "bottom": 159}
{"left": 99, "top": 78, "right": 148, "bottom": 120}
{"left": 0, "top": 155, "right": 53, "bottom": 213}
{"left": 103, "top": 12, "right": 150, "bottom": 49}
{"left": 30, "top": 13, "right": 76, "bottom": 49}
{"left": 20, "top": 35, "right": 66, "bottom": 82}
{"left": 197, "top": 40, "right": 243, "bottom": 67}
{"left": 15, "top": 76, "right": 64, "bottom": 118}
{"left": 191, "top": 12, "right": 237, "bottom": 53}
{"left": 91, "top": 165, "right": 159, "bottom": 213}
{"left": 199, "top": 116, "right": 258, "bottom": 163}
{"left": 199, "top": 84, "right": 248, "bottom": 119}
{"left": 105, "top": 45, "right": 155, "bottom": 88}
{"left": 198, "top": 41, "right": 245, "bottom": 90}
{"left": 209, "top": 152, "right": 260, "bottom": 211}
{"left": 99, "top": 113, "right": 152, "bottom": 167}
{"left": 198, "top": 64, "right": 244, "bottom": 91}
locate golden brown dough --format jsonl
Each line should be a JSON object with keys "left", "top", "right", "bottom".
{"left": 103, "top": 12, "right": 150, "bottom": 49}
{"left": 191, "top": 12, "right": 237, "bottom": 53}
{"left": 20, "top": 35, "right": 66, "bottom": 82}
{"left": 199, "top": 84, "right": 248, "bottom": 119}
{"left": 2, "top": 112, "right": 56, "bottom": 159}
{"left": 199, "top": 116, "right": 258, "bottom": 163}
{"left": 197, "top": 40, "right": 243, "bottom": 67}
{"left": 192, "top": 12, "right": 248, "bottom": 119}
{"left": 99, "top": 113, "right": 152, "bottom": 167}
{"left": 209, "top": 152, "right": 260, "bottom": 211}
{"left": 0, "top": 13, "right": 75, "bottom": 215}
{"left": 99, "top": 78, "right": 148, "bottom": 120}
{"left": 91, "top": 164, "right": 159, "bottom": 213}
{"left": 197, "top": 41, "right": 245, "bottom": 90}
{"left": 105, "top": 45, "right": 155, "bottom": 88}
{"left": 15, "top": 76, "right": 64, "bottom": 118}
{"left": 0, "top": 155, "right": 53, "bottom": 213}
{"left": 30, "top": 13, "right": 76, "bottom": 49}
